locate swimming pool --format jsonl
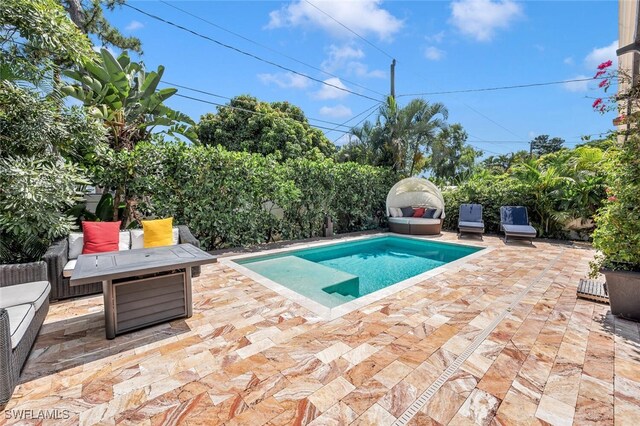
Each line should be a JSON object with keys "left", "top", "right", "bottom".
{"left": 234, "top": 235, "right": 483, "bottom": 310}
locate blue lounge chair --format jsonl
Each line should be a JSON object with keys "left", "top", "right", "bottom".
{"left": 458, "top": 204, "right": 484, "bottom": 239}
{"left": 500, "top": 206, "right": 536, "bottom": 243}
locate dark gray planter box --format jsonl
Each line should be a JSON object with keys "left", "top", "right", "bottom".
{"left": 602, "top": 268, "right": 640, "bottom": 321}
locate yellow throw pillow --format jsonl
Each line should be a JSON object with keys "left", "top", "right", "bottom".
{"left": 142, "top": 217, "right": 174, "bottom": 248}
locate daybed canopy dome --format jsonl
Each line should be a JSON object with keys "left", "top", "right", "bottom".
{"left": 386, "top": 177, "right": 445, "bottom": 217}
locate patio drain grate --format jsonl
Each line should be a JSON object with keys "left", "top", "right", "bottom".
{"left": 393, "top": 249, "right": 565, "bottom": 425}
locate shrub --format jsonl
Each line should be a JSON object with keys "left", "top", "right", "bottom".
{"left": 0, "top": 157, "right": 88, "bottom": 262}
{"left": 120, "top": 143, "right": 394, "bottom": 251}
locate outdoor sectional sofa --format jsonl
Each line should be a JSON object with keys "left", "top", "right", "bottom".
{"left": 0, "top": 262, "right": 51, "bottom": 408}
{"left": 43, "top": 225, "right": 201, "bottom": 301}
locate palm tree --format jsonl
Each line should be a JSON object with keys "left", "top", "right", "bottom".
{"left": 377, "top": 96, "right": 448, "bottom": 175}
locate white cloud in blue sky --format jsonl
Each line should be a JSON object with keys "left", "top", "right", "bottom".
{"left": 584, "top": 40, "right": 618, "bottom": 69}
{"left": 563, "top": 75, "right": 591, "bottom": 93}
{"left": 266, "top": 0, "right": 403, "bottom": 40}
{"left": 125, "top": 20, "right": 144, "bottom": 32}
{"left": 314, "top": 77, "right": 349, "bottom": 100}
{"left": 258, "top": 72, "right": 311, "bottom": 89}
{"left": 450, "top": 0, "right": 523, "bottom": 42}
{"left": 319, "top": 104, "right": 352, "bottom": 118}
{"left": 424, "top": 46, "right": 445, "bottom": 61}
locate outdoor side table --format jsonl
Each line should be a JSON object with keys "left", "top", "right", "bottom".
{"left": 70, "top": 244, "right": 216, "bottom": 339}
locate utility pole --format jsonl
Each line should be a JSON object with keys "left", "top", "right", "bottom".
{"left": 390, "top": 59, "right": 396, "bottom": 100}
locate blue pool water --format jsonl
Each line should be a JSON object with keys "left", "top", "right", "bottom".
{"left": 237, "top": 236, "right": 482, "bottom": 308}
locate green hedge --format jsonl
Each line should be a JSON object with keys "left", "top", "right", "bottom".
{"left": 128, "top": 142, "right": 395, "bottom": 250}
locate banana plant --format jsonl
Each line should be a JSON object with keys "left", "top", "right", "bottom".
{"left": 61, "top": 49, "right": 197, "bottom": 225}
{"left": 62, "top": 48, "right": 197, "bottom": 150}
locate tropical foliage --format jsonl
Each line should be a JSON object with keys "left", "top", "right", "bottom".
{"left": 338, "top": 96, "right": 449, "bottom": 176}
{"left": 591, "top": 62, "right": 640, "bottom": 273}
{"left": 197, "top": 95, "right": 336, "bottom": 161}
{"left": 443, "top": 141, "right": 609, "bottom": 238}
{"left": 62, "top": 49, "right": 197, "bottom": 226}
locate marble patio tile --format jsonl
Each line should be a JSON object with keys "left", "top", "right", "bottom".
{"left": 341, "top": 343, "right": 378, "bottom": 366}
{"left": 351, "top": 403, "right": 396, "bottom": 426}
{"left": 373, "top": 360, "right": 414, "bottom": 389}
{"left": 308, "top": 376, "right": 356, "bottom": 412}
{"left": 535, "top": 394, "right": 574, "bottom": 426}
{"left": 308, "top": 401, "right": 358, "bottom": 426}
{"left": 454, "top": 388, "right": 500, "bottom": 426}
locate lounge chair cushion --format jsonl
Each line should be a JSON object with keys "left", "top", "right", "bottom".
{"left": 63, "top": 259, "right": 77, "bottom": 278}
{"left": 389, "top": 217, "right": 441, "bottom": 225}
{"left": 459, "top": 221, "right": 485, "bottom": 229}
{"left": 459, "top": 204, "right": 483, "bottom": 223}
{"left": 389, "top": 207, "right": 403, "bottom": 217}
{"left": 501, "top": 206, "right": 529, "bottom": 226}
{"left": 502, "top": 224, "right": 537, "bottom": 236}
{"left": 0, "top": 281, "right": 50, "bottom": 310}
{"left": 5, "top": 304, "right": 35, "bottom": 349}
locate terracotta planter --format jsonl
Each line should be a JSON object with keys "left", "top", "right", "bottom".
{"left": 602, "top": 268, "right": 640, "bottom": 321}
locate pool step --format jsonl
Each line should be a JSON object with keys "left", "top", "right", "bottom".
{"left": 244, "top": 256, "right": 360, "bottom": 307}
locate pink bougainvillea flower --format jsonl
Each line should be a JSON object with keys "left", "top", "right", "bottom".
{"left": 608, "top": 196, "right": 618, "bottom": 202}
{"left": 592, "top": 98, "right": 603, "bottom": 108}
{"left": 594, "top": 70, "right": 606, "bottom": 78}
{"left": 599, "top": 105, "right": 606, "bottom": 113}
{"left": 599, "top": 79, "right": 609, "bottom": 88}
{"left": 598, "top": 60, "right": 613, "bottom": 70}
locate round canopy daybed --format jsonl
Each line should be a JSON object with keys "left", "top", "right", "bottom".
{"left": 386, "top": 177, "right": 445, "bottom": 235}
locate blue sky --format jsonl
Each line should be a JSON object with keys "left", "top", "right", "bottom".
{"left": 105, "top": 1, "right": 618, "bottom": 156}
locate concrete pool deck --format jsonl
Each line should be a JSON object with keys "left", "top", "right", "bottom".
{"left": 3, "top": 231, "right": 640, "bottom": 425}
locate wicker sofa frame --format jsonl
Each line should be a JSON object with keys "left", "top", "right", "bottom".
{"left": 0, "top": 262, "right": 50, "bottom": 408}
{"left": 43, "top": 225, "right": 201, "bottom": 301}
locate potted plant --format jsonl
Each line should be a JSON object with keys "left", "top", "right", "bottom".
{"left": 590, "top": 61, "right": 640, "bottom": 320}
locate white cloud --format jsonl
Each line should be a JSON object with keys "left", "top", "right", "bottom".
{"left": 426, "top": 31, "right": 445, "bottom": 44}
{"left": 564, "top": 56, "right": 574, "bottom": 65}
{"left": 424, "top": 46, "right": 445, "bottom": 61}
{"left": 584, "top": 40, "right": 618, "bottom": 70}
{"left": 321, "top": 44, "right": 385, "bottom": 78}
{"left": 319, "top": 104, "right": 353, "bottom": 118}
{"left": 321, "top": 44, "right": 365, "bottom": 72}
{"left": 348, "top": 62, "right": 386, "bottom": 78}
{"left": 266, "top": 0, "right": 403, "bottom": 40}
{"left": 563, "top": 74, "right": 591, "bottom": 92}
{"left": 450, "top": 0, "right": 523, "bottom": 42}
{"left": 125, "top": 20, "right": 144, "bottom": 31}
{"left": 258, "top": 72, "right": 311, "bottom": 89}
{"left": 314, "top": 77, "right": 350, "bottom": 100}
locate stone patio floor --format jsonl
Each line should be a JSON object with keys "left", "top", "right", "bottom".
{"left": 3, "top": 232, "right": 640, "bottom": 425}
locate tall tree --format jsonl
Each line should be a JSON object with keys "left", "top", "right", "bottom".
{"left": 530, "top": 134, "right": 564, "bottom": 156}
{"left": 197, "top": 95, "right": 336, "bottom": 161}
{"left": 372, "top": 96, "right": 448, "bottom": 175}
{"left": 426, "top": 123, "right": 482, "bottom": 183}
{"left": 1, "top": 0, "right": 95, "bottom": 86}
{"left": 482, "top": 150, "right": 530, "bottom": 174}
{"left": 61, "top": 0, "right": 142, "bottom": 53}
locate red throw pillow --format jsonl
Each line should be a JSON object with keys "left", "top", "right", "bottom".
{"left": 82, "top": 221, "right": 121, "bottom": 254}
{"left": 413, "top": 208, "right": 426, "bottom": 217}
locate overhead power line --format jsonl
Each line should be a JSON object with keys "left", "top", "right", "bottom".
{"left": 398, "top": 76, "right": 611, "bottom": 97}
{"left": 302, "top": 0, "right": 395, "bottom": 61}
{"left": 124, "top": 3, "right": 382, "bottom": 102}
{"left": 332, "top": 105, "right": 379, "bottom": 143}
{"left": 158, "top": 0, "right": 386, "bottom": 98}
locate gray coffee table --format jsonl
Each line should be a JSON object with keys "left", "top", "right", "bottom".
{"left": 71, "top": 244, "right": 216, "bottom": 339}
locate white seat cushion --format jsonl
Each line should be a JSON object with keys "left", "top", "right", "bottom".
{"left": 63, "top": 259, "right": 77, "bottom": 278}
{"left": 388, "top": 217, "right": 442, "bottom": 225}
{"left": 5, "top": 304, "right": 35, "bottom": 349}
{"left": 0, "top": 281, "right": 50, "bottom": 310}
{"left": 130, "top": 227, "right": 180, "bottom": 249}
{"left": 68, "top": 231, "right": 131, "bottom": 260}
